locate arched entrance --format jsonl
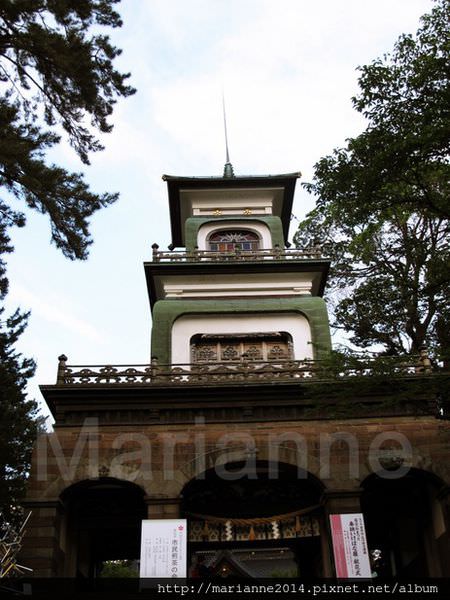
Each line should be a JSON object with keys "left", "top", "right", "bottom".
{"left": 60, "top": 478, "right": 147, "bottom": 577}
{"left": 361, "top": 469, "right": 448, "bottom": 577}
{"left": 181, "top": 461, "right": 325, "bottom": 577}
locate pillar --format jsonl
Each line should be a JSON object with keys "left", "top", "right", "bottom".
{"left": 144, "top": 497, "right": 181, "bottom": 520}
{"left": 20, "top": 500, "right": 65, "bottom": 577}
{"left": 436, "top": 486, "right": 450, "bottom": 576}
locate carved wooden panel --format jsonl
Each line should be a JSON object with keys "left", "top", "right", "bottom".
{"left": 191, "top": 334, "right": 293, "bottom": 363}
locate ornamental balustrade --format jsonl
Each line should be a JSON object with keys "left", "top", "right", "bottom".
{"left": 55, "top": 352, "right": 433, "bottom": 386}
{"left": 151, "top": 244, "right": 324, "bottom": 262}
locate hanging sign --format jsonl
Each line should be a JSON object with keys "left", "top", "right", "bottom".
{"left": 330, "top": 513, "right": 371, "bottom": 578}
{"left": 140, "top": 519, "right": 187, "bottom": 578}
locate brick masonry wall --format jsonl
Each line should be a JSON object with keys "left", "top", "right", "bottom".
{"left": 25, "top": 415, "right": 450, "bottom": 502}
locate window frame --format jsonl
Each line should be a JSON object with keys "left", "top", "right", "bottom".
{"left": 206, "top": 229, "right": 261, "bottom": 253}
{"left": 190, "top": 332, "right": 294, "bottom": 363}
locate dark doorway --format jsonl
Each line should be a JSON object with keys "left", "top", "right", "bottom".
{"left": 181, "top": 461, "right": 325, "bottom": 577}
{"left": 362, "top": 469, "right": 447, "bottom": 577}
{"left": 61, "top": 478, "right": 146, "bottom": 577}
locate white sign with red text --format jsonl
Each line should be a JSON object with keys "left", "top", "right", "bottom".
{"left": 330, "top": 513, "right": 371, "bottom": 578}
{"left": 140, "top": 519, "right": 187, "bottom": 578}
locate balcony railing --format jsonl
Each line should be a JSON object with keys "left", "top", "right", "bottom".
{"left": 151, "top": 244, "right": 324, "bottom": 263}
{"left": 55, "top": 353, "right": 433, "bottom": 386}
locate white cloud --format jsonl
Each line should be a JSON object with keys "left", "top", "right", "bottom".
{"left": 141, "top": 0, "right": 432, "bottom": 177}
{"left": 9, "top": 283, "right": 104, "bottom": 344}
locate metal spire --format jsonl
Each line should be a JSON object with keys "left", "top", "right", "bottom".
{"left": 222, "top": 92, "right": 235, "bottom": 178}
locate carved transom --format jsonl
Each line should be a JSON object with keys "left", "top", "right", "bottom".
{"left": 191, "top": 334, "right": 293, "bottom": 363}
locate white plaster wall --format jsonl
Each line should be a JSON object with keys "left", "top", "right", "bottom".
{"left": 196, "top": 221, "right": 272, "bottom": 250}
{"left": 171, "top": 313, "right": 313, "bottom": 364}
{"left": 163, "top": 272, "right": 313, "bottom": 298}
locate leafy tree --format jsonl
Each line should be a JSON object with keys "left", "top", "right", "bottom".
{"left": 305, "top": 0, "right": 449, "bottom": 221}
{"left": 297, "top": 208, "right": 449, "bottom": 355}
{"left": 0, "top": 307, "right": 44, "bottom": 525}
{"left": 295, "top": 0, "right": 449, "bottom": 356}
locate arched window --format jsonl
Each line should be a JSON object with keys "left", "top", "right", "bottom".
{"left": 191, "top": 332, "right": 293, "bottom": 363}
{"left": 207, "top": 229, "right": 260, "bottom": 252}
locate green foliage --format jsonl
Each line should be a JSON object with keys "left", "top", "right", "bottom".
{"left": 299, "top": 348, "right": 446, "bottom": 419}
{"left": 305, "top": 0, "right": 449, "bottom": 221}
{"left": 100, "top": 560, "right": 138, "bottom": 578}
{"left": 270, "top": 568, "right": 298, "bottom": 578}
{"left": 0, "top": 307, "right": 45, "bottom": 526}
{"left": 295, "top": 0, "right": 449, "bottom": 355}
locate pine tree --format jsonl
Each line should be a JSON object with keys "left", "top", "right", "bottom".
{"left": 0, "top": 0, "right": 135, "bottom": 273}
{"left": 0, "top": 0, "right": 134, "bottom": 522}
{"left": 0, "top": 307, "right": 44, "bottom": 525}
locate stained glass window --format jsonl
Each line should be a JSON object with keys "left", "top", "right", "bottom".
{"left": 207, "top": 230, "right": 260, "bottom": 252}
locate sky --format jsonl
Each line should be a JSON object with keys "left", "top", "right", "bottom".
{"left": 4, "top": 0, "right": 434, "bottom": 425}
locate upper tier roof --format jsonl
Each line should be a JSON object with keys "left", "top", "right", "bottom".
{"left": 162, "top": 172, "right": 301, "bottom": 247}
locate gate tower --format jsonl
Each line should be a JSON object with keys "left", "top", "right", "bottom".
{"left": 21, "top": 163, "right": 450, "bottom": 578}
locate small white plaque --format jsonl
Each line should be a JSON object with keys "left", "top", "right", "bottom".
{"left": 139, "top": 519, "right": 187, "bottom": 578}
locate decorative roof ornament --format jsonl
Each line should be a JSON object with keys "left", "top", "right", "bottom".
{"left": 222, "top": 92, "right": 235, "bottom": 178}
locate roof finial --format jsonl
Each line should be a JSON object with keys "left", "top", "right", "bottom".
{"left": 222, "top": 92, "right": 235, "bottom": 178}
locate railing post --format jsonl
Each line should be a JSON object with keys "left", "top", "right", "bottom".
{"left": 274, "top": 244, "right": 281, "bottom": 258}
{"left": 152, "top": 243, "right": 160, "bottom": 262}
{"left": 57, "top": 354, "right": 67, "bottom": 384}
{"left": 151, "top": 356, "right": 160, "bottom": 381}
{"left": 241, "top": 353, "right": 250, "bottom": 378}
{"left": 313, "top": 244, "right": 322, "bottom": 258}
{"left": 419, "top": 346, "right": 432, "bottom": 374}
